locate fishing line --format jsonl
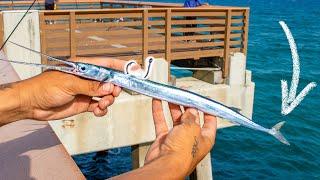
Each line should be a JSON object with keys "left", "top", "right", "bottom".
{"left": 0, "top": 58, "right": 72, "bottom": 71}
{"left": 8, "top": 41, "right": 76, "bottom": 67}
{"left": 0, "top": 0, "right": 37, "bottom": 51}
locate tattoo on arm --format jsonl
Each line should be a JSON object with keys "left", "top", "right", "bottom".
{"left": 191, "top": 136, "right": 199, "bottom": 158}
{"left": 0, "top": 83, "right": 13, "bottom": 90}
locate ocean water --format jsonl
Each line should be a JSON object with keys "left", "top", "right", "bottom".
{"left": 73, "top": 0, "right": 320, "bottom": 179}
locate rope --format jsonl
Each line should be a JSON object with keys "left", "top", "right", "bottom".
{"left": 0, "top": 0, "right": 37, "bottom": 51}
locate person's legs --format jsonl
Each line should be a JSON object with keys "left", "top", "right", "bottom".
{"left": 45, "top": 3, "right": 54, "bottom": 10}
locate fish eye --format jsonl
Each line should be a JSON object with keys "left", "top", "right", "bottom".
{"left": 78, "top": 65, "right": 87, "bottom": 72}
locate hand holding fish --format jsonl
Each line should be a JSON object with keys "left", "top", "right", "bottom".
{"left": 114, "top": 99, "right": 217, "bottom": 179}
{"left": 0, "top": 57, "right": 130, "bottom": 125}
{"left": 146, "top": 99, "right": 217, "bottom": 176}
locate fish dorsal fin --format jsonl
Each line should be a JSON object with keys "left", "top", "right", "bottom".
{"left": 229, "top": 106, "right": 241, "bottom": 112}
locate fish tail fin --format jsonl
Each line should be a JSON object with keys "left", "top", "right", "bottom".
{"left": 269, "top": 121, "right": 290, "bottom": 145}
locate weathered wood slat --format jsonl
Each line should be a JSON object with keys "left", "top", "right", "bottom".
{"left": 43, "top": 24, "right": 69, "bottom": 30}
{"left": 75, "top": 29, "right": 143, "bottom": 38}
{"left": 77, "top": 13, "right": 143, "bottom": 19}
{"left": 149, "top": 20, "right": 165, "bottom": 26}
{"left": 39, "top": 13, "right": 48, "bottom": 64}
{"left": 165, "top": 9, "right": 172, "bottom": 63}
{"left": 242, "top": 9, "right": 249, "bottom": 55}
{"left": 231, "top": 26, "right": 243, "bottom": 31}
{"left": 171, "top": 49, "right": 224, "bottom": 59}
{"left": 148, "top": 12, "right": 165, "bottom": 18}
{"left": 231, "top": 19, "right": 244, "bottom": 24}
{"left": 230, "top": 47, "right": 241, "bottom": 52}
{"left": 46, "top": 36, "right": 165, "bottom": 48}
{"left": 69, "top": 12, "right": 76, "bottom": 58}
{"left": 44, "top": 15, "right": 70, "bottom": 21}
{"left": 171, "top": 26, "right": 225, "bottom": 33}
{"left": 171, "top": 11, "right": 226, "bottom": 17}
{"left": 172, "top": 19, "right": 226, "bottom": 25}
{"left": 147, "top": 41, "right": 225, "bottom": 51}
{"left": 231, "top": 11, "right": 244, "bottom": 16}
{"left": 46, "top": 49, "right": 70, "bottom": 56}
{"left": 149, "top": 29, "right": 165, "bottom": 34}
{"left": 230, "top": 33, "right": 242, "bottom": 38}
{"left": 77, "top": 46, "right": 142, "bottom": 55}
{"left": 171, "top": 34, "right": 225, "bottom": 41}
{"left": 230, "top": 40, "right": 242, "bottom": 46}
{"left": 223, "top": 9, "right": 231, "bottom": 78}
{"left": 142, "top": 9, "right": 149, "bottom": 60}
{"left": 76, "top": 21, "right": 142, "bottom": 28}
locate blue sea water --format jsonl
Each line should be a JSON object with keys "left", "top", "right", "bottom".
{"left": 74, "top": 0, "right": 320, "bottom": 179}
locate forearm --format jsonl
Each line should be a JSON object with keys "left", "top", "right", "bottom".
{"left": 112, "top": 154, "right": 190, "bottom": 180}
{"left": 0, "top": 82, "right": 30, "bottom": 126}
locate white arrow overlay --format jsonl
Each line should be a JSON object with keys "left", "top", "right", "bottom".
{"left": 279, "top": 21, "right": 317, "bottom": 115}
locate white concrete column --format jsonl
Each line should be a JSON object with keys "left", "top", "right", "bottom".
{"left": 226, "top": 53, "right": 255, "bottom": 119}
{"left": 2, "top": 10, "right": 41, "bottom": 80}
{"left": 241, "top": 70, "right": 255, "bottom": 119}
{"left": 227, "top": 52, "right": 247, "bottom": 109}
{"left": 228, "top": 52, "right": 246, "bottom": 86}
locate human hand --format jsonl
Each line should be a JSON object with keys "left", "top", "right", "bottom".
{"left": 145, "top": 99, "right": 217, "bottom": 177}
{"left": 16, "top": 57, "right": 127, "bottom": 121}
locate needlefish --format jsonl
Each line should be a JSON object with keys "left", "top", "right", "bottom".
{"left": 0, "top": 41, "right": 290, "bottom": 145}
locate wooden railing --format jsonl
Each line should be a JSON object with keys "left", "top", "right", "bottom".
{"left": 0, "top": 0, "right": 182, "bottom": 10}
{"left": 39, "top": 7, "right": 249, "bottom": 77}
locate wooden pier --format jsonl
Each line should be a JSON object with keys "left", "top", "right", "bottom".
{"left": 0, "top": 2, "right": 252, "bottom": 179}
{"left": 0, "top": 1, "right": 249, "bottom": 78}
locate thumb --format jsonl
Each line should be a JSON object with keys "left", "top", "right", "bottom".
{"left": 70, "top": 78, "right": 114, "bottom": 97}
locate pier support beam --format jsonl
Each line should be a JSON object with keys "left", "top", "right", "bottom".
{"left": 227, "top": 52, "right": 254, "bottom": 119}
{"left": 2, "top": 10, "right": 41, "bottom": 80}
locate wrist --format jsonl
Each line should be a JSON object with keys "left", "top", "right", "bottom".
{"left": 152, "top": 153, "right": 192, "bottom": 178}
{"left": 114, "top": 153, "right": 191, "bottom": 179}
{"left": 0, "top": 82, "right": 33, "bottom": 125}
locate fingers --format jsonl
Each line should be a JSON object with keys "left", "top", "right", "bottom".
{"left": 113, "top": 86, "right": 122, "bottom": 97}
{"left": 201, "top": 114, "right": 217, "bottom": 140}
{"left": 93, "top": 107, "right": 108, "bottom": 117}
{"left": 195, "top": 114, "right": 217, "bottom": 161}
{"left": 152, "top": 99, "right": 169, "bottom": 137}
{"left": 98, "top": 95, "right": 115, "bottom": 110}
{"left": 181, "top": 108, "right": 200, "bottom": 125}
{"left": 168, "top": 103, "right": 182, "bottom": 126}
{"left": 71, "top": 57, "right": 127, "bottom": 71}
{"left": 71, "top": 79, "right": 115, "bottom": 97}
{"left": 88, "top": 100, "right": 108, "bottom": 117}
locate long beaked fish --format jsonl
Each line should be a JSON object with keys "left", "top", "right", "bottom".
{"left": 0, "top": 42, "right": 290, "bottom": 145}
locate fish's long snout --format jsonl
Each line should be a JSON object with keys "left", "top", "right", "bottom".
{"left": 0, "top": 58, "right": 75, "bottom": 73}
{"left": 8, "top": 41, "right": 77, "bottom": 71}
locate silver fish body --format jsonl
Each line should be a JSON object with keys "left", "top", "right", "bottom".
{"left": 0, "top": 53, "right": 289, "bottom": 145}
{"left": 103, "top": 70, "right": 289, "bottom": 145}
